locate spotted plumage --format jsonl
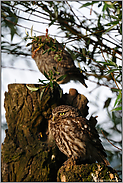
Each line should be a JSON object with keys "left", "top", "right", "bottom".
{"left": 50, "top": 105, "right": 110, "bottom": 165}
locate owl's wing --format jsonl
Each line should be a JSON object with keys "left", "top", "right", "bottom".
{"left": 71, "top": 117, "right": 110, "bottom": 165}
{"left": 74, "top": 117, "right": 106, "bottom": 154}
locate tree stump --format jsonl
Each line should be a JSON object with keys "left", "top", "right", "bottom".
{"left": 1, "top": 84, "right": 120, "bottom": 182}
{"left": 57, "top": 161, "right": 120, "bottom": 182}
{"left": 1, "top": 84, "right": 65, "bottom": 181}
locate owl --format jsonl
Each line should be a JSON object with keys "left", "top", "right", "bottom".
{"left": 31, "top": 35, "right": 87, "bottom": 87}
{"left": 50, "top": 105, "right": 110, "bottom": 165}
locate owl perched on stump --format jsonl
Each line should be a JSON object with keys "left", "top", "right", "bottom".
{"left": 50, "top": 105, "right": 110, "bottom": 165}
{"left": 31, "top": 35, "right": 87, "bottom": 87}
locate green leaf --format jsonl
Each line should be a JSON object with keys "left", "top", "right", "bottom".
{"left": 53, "top": 67, "right": 57, "bottom": 71}
{"left": 50, "top": 81, "right": 53, "bottom": 88}
{"left": 38, "top": 79, "right": 48, "bottom": 84}
{"left": 109, "top": 15, "right": 119, "bottom": 20}
{"left": 31, "top": 25, "right": 33, "bottom": 37}
{"left": 26, "top": 85, "right": 40, "bottom": 92}
{"left": 54, "top": 4, "right": 58, "bottom": 18}
{"left": 114, "top": 91, "right": 122, "bottom": 107}
{"left": 49, "top": 69, "right": 53, "bottom": 76}
{"left": 25, "top": 29, "right": 29, "bottom": 36}
{"left": 47, "top": 48, "right": 52, "bottom": 54}
{"left": 104, "top": 1, "right": 115, "bottom": 9}
{"left": 56, "top": 74, "right": 67, "bottom": 82}
{"left": 40, "top": 87, "right": 46, "bottom": 100}
{"left": 106, "top": 20, "right": 119, "bottom": 26}
{"left": 105, "top": 69, "right": 120, "bottom": 75}
{"left": 98, "top": 2, "right": 102, "bottom": 8}
{"left": 111, "top": 88, "right": 121, "bottom": 92}
{"left": 42, "top": 50, "right": 48, "bottom": 55}
{"left": 44, "top": 71, "right": 50, "bottom": 80}
{"left": 96, "top": 61, "right": 117, "bottom": 66}
{"left": 104, "top": 24, "right": 118, "bottom": 34}
{"left": 102, "top": 3, "right": 107, "bottom": 12}
{"left": 112, "top": 106, "right": 122, "bottom": 112}
{"left": 103, "top": 98, "right": 111, "bottom": 108}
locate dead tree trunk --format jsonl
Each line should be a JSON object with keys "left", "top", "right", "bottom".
{"left": 1, "top": 84, "right": 66, "bottom": 181}
{"left": 1, "top": 84, "right": 120, "bottom": 182}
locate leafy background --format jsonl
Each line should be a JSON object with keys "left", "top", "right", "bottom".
{"left": 1, "top": 1, "right": 122, "bottom": 178}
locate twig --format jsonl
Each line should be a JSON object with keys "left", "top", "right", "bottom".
{"left": 1, "top": 65, "right": 38, "bottom": 72}
{"left": 2, "top": 17, "right": 65, "bottom": 38}
{"left": 66, "top": 1, "right": 81, "bottom": 23}
{"left": 101, "top": 130, "right": 122, "bottom": 151}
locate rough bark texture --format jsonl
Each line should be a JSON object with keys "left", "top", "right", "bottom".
{"left": 1, "top": 84, "right": 120, "bottom": 182}
{"left": 57, "top": 160, "right": 120, "bottom": 182}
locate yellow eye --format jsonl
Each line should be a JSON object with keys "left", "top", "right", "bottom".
{"left": 39, "top": 132, "right": 43, "bottom": 138}
{"left": 60, "top": 112, "right": 65, "bottom": 116}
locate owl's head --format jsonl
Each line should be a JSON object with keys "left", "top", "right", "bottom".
{"left": 52, "top": 105, "right": 80, "bottom": 120}
{"left": 32, "top": 36, "right": 46, "bottom": 52}
{"left": 31, "top": 35, "right": 59, "bottom": 52}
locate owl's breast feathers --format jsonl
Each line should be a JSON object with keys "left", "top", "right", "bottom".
{"left": 50, "top": 105, "right": 110, "bottom": 165}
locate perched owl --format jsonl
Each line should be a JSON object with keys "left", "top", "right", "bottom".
{"left": 50, "top": 105, "right": 110, "bottom": 165}
{"left": 31, "top": 35, "right": 87, "bottom": 87}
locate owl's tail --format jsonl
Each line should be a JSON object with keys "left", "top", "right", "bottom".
{"left": 99, "top": 154, "right": 110, "bottom": 166}
{"left": 77, "top": 73, "right": 88, "bottom": 88}
{"left": 68, "top": 68, "right": 88, "bottom": 88}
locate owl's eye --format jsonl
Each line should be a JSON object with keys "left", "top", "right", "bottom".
{"left": 60, "top": 112, "right": 65, "bottom": 116}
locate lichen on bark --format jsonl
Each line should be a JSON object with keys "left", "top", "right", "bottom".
{"left": 57, "top": 162, "right": 120, "bottom": 182}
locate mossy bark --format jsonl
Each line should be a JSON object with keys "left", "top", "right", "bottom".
{"left": 1, "top": 84, "right": 120, "bottom": 182}
{"left": 57, "top": 161, "right": 120, "bottom": 182}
